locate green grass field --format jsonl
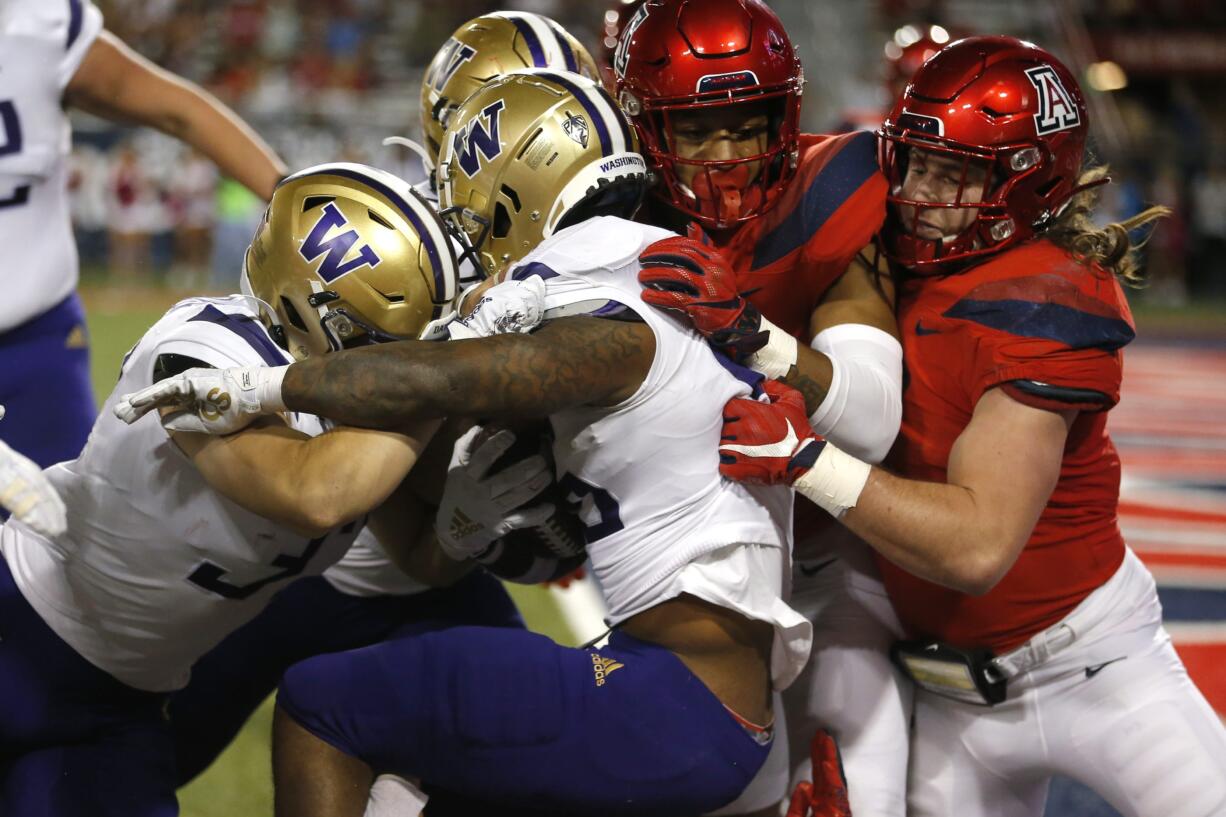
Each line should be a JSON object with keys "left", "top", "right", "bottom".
{"left": 81, "top": 283, "right": 577, "bottom": 816}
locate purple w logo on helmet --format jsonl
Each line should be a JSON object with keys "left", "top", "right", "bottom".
{"left": 299, "top": 202, "right": 381, "bottom": 284}
{"left": 454, "top": 99, "right": 505, "bottom": 178}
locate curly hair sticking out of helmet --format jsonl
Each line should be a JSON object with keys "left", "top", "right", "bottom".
{"left": 1045, "top": 166, "right": 1171, "bottom": 287}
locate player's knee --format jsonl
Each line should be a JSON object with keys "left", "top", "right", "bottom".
{"left": 277, "top": 653, "right": 363, "bottom": 759}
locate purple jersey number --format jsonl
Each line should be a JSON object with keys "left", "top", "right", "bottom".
{"left": 0, "top": 101, "right": 31, "bottom": 209}
{"left": 558, "top": 473, "right": 624, "bottom": 544}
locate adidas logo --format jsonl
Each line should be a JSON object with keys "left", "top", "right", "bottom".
{"left": 591, "top": 654, "right": 624, "bottom": 687}
{"left": 449, "top": 509, "right": 483, "bottom": 540}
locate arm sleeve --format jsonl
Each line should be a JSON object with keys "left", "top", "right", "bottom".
{"left": 60, "top": 0, "right": 103, "bottom": 89}
{"left": 5, "top": 0, "right": 105, "bottom": 88}
{"left": 807, "top": 323, "right": 903, "bottom": 463}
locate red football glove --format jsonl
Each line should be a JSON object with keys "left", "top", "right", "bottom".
{"left": 637, "top": 235, "right": 768, "bottom": 362}
{"left": 786, "top": 729, "right": 853, "bottom": 817}
{"left": 540, "top": 565, "right": 586, "bottom": 589}
{"left": 719, "top": 379, "right": 825, "bottom": 486}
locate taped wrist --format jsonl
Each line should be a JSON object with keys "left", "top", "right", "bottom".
{"left": 793, "top": 442, "right": 871, "bottom": 518}
{"left": 745, "top": 314, "right": 799, "bottom": 379}
{"left": 807, "top": 324, "right": 902, "bottom": 463}
{"left": 248, "top": 365, "right": 288, "bottom": 414}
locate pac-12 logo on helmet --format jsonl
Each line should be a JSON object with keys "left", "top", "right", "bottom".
{"left": 562, "top": 113, "right": 589, "bottom": 148}
{"left": 1024, "top": 65, "right": 1081, "bottom": 136}
{"left": 298, "top": 202, "right": 382, "bottom": 284}
{"left": 454, "top": 99, "right": 506, "bottom": 178}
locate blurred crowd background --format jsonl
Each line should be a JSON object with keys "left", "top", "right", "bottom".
{"left": 73, "top": 0, "right": 1226, "bottom": 305}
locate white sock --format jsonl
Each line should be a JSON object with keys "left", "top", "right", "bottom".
{"left": 364, "top": 774, "right": 429, "bottom": 817}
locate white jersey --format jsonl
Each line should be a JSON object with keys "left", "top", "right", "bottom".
{"left": 0, "top": 295, "right": 362, "bottom": 691}
{"left": 319, "top": 149, "right": 485, "bottom": 601}
{"left": 0, "top": 0, "right": 103, "bottom": 331}
{"left": 520, "top": 216, "right": 810, "bottom": 687}
{"left": 322, "top": 527, "right": 429, "bottom": 598}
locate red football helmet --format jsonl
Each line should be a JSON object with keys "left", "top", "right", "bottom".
{"left": 614, "top": 0, "right": 803, "bottom": 228}
{"left": 883, "top": 24, "right": 960, "bottom": 101}
{"left": 879, "top": 36, "right": 1100, "bottom": 273}
{"left": 598, "top": 0, "right": 648, "bottom": 90}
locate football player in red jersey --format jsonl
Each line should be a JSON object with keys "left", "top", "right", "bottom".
{"left": 615, "top": 1, "right": 909, "bottom": 814}
{"left": 718, "top": 36, "right": 1226, "bottom": 817}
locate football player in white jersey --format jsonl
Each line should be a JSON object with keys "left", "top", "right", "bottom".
{"left": 0, "top": 405, "right": 66, "bottom": 536}
{"left": 391, "top": 10, "right": 600, "bottom": 281}
{"left": 121, "top": 70, "right": 809, "bottom": 817}
{"left": 166, "top": 15, "right": 602, "bottom": 786}
{"left": 0, "top": 0, "right": 285, "bottom": 472}
{"left": 0, "top": 163, "right": 526, "bottom": 817}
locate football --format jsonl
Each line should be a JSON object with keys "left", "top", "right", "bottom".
{"left": 471, "top": 420, "right": 588, "bottom": 584}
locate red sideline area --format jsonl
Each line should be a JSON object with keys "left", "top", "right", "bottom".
{"left": 1112, "top": 343, "right": 1226, "bottom": 718}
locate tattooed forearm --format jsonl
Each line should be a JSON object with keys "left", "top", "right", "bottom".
{"left": 281, "top": 317, "right": 656, "bottom": 429}
{"left": 781, "top": 365, "right": 829, "bottom": 413}
{"left": 779, "top": 343, "right": 834, "bottom": 415}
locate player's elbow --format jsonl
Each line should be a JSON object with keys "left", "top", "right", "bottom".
{"left": 948, "top": 538, "right": 1021, "bottom": 596}
{"left": 949, "top": 559, "right": 1004, "bottom": 596}
{"left": 809, "top": 327, "right": 903, "bottom": 464}
{"left": 294, "top": 488, "right": 363, "bottom": 537}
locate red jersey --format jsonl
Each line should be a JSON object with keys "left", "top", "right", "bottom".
{"left": 729, "top": 131, "right": 886, "bottom": 341}
{"left": 879, "top": 240, "right": 1135, "bottom": 652}
{"left": 640, "top": 130, "right": 886, "bottom": 548}
{"left": 643, "top": 131, "right": 887, "bottom": 341}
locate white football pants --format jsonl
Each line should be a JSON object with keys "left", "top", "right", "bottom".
{"left": 908, "top": 548, "right": 1226, "bottom": 817}
{"left": 785, "top": 537, "right": 911, "bottom": 817}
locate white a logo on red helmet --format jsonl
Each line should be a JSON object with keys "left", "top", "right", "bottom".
{"left": 1024, "top": 65, "right": 1081, "bottom": 136}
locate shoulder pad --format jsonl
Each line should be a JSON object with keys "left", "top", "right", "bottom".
{"left": 537, "top": 216, "right": 672, "bottom": 274}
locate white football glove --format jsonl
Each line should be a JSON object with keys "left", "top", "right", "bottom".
{"left": 435, "top": 424, "right": 555, "bottom": 562}
{"left": 0, "top": 407, "right": 67, "bottom": 538}
{"left": 114, "top": 365, "right": 289, "bottom": 435}
{"left": 419, "top": 275, "right": 547, "bottom": 342}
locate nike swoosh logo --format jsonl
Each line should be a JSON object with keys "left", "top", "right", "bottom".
{"left": 798, "top": 558, "right": 837, "bottom": 577}
{"left": 1084, "top": 656, "right": 1127, "bottom": 678}
{"left": 719, "top": 419, "right": 799, "bottom": 458}
{"left": 914, "top": 319, "right": 940, "bottom": 336}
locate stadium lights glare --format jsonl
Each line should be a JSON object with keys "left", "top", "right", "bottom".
{"left": 894, "top": 25, "right": 921, "bottom": 47}
{"left": 1086, "top": 61, "right": 1128, "bottom": 92}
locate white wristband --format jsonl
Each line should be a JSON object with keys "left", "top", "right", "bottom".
{"left": 250, "top": 365, "right": 289, "bottom": 414}
{"left": 745, "top": 315, "right": 798, "bottom": 379}
{"left": 793, "top": 442, "right": 872, "bottom": 518}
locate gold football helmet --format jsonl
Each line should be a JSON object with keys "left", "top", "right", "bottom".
{"left": 421, "top": 12, "right": 599, "bottom": 163}
{"left": 437, "top": 69, "right": 650, "bottom": 277}
{"left": 241, "top": 162, "right": 459, "bottom": 359}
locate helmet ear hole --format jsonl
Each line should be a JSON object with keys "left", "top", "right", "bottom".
{"left": 280, "top": 296, "right": 308, "bottom": 331}
{"left": 492, "top": 202, "right": 513, "bottom": 239}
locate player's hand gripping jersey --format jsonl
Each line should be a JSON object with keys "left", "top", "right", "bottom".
{"left": 880, "top": 240, "right": 1136, "bottom": 651}
{"left": 0, "top": 0, "right": 103, "bottom": 332}
{"left": 688, "top": 132, "right": 887, "bottom": 341}
{"left": 517, "top": 216, "right": 810, "bottom": 686}
{"left": 0, "top": 295, "right": 363, "bottom": 692}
